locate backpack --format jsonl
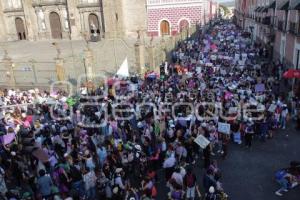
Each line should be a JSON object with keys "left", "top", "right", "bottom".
{"left": 275, "top": 170, "right": 287, "bottom": 180}
{"left": 185, "top": 173, "right": 196, "bottom": 188}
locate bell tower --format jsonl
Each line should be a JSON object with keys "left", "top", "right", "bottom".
{"left": 102, "top": 0, "right": 125, "bottom": 38}
{"left": 102, "top": 0, "right": 147, "bottom": 39}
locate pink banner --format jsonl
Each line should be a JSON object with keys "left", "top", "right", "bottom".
{"left": 1, "top": 133, "right": 15, "bottom": 145}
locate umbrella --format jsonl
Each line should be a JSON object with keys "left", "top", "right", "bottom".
{"left": 283, "top": 69, "right": 300, "bottom": 79}
{"left": 32, "top": 148, "right": 49, "bottom": 163}
{"left": 107, "top": 78, "right": 116, "bottom": 86}
{"left": 145, "top": 71, "right": 159, "bottom": 79}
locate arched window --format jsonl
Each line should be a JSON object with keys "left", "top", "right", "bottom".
{"left": 89, "top": 14, "right": 100, "bottom": 34}
{"left": 49, "top": 12, "right": 62, "bottom": 39}
{"left": 15, "top": 17, "right": 26, "bottom": 40}
{"left": 160, "top": 20, "right": 170, "bottom": 36}
{"left": 89, "top": 13, "right": 100, "bottom": 41}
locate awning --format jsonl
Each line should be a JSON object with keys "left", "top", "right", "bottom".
{"left": 277, "top": 1, "right": 289, "bottom": 10}
{"left": 255, "top": 7, "right": 262, "bottom": 12}
{"left": 269, "top": 1, "right": 276, "bottom": 9}
{"left": 259, "top": 7, "right": 268, "bottom": 13}
{"left": 289, "top": 2, "right": 300, "bottom": 10}
{"left": 257, "top": 7, "right": 264, "bottom": 12}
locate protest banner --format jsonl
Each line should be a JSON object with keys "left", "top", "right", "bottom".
{"left": 218, "top": 122, "right": 231, "bottom": 134}
{"left": 255, "top": 84, "right": 265, "bottom": 93}
{"left": 194, "top": 135, "right": 210, "bottom": 149}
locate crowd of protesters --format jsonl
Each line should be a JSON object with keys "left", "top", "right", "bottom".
{"left": 0, "top": 20, "right": 299, "bottom": 200}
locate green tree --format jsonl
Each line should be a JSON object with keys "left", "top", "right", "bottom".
{"left": 219, "top": 5, "right": 230, "bottom": 17}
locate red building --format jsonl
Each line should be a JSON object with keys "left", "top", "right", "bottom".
{"left": 146, "top": 0, "right": 218, "bottom": 37}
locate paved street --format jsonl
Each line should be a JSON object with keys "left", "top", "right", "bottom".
{"left": 155, "top": 123, "right": 300, "bottom": 200}
{"left": 220, "top": 123, "right": 300, "bottom": 200}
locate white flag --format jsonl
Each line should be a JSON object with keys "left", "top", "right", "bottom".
{"left": 116, "top": 57, "right": 129, "bottom": 77}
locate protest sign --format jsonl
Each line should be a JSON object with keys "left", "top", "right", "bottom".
{"left": 211, "top": 55, "right": 217, "bottom": 60}
{"left": 194, "top": 135, "right": 210, "bottom": 149}
{"left": 0, "top": 133, "right": 15, "bottom": 145}
{"left": 255, "top": 84, "right": 265, "bottom": 93}
{"left": 220, "top": 69, "right": 227, "bottom": 75}
{"left": 229, "top": 107, "right": 238, "bottom": 114}
{"left": 268, "top": 104, "right": 277, "bottom": 113}
{"left": 218, "top": 122, "right": 231, "bottom": 134}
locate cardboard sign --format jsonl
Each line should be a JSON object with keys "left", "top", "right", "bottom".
{"left": 255, "top": 84, "right": 265, "bottom": 93}
{"left": 220, "top": 69, "right": 227, "bottom": 75}
{"left": 194, "top": 135, "right": 210, "bottom": 149}
{"left": 229, "top": 107, "right": 238, "bottom": 114}
{"left": 268, "top": 104, "right": 277, "bottom": 113}
{"left": 218, "top": 122, "right": 231, "bottom": 134}
{"left": 211, "top": 55, "right": 217, "bottom": 60}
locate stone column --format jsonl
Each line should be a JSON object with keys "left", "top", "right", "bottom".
{"left": 84, "top": 48, "right": 94, "bottom": 81}
{"left": 59, "top": 6, "right": 69, "bottom": 39}
{"left": 29, "top": 59, "right": 38, "bottom": 85}
{"left": 53, "top": 43, "right": 65, "bottom": 81}
{"left": 2, "top": 50, "right": 16, "bottom": 89}
{"left": 43, "top": 9, "right": 51, "bottom": 39}
{"left": 160, "top": 37, "right": 166, "bottom": 62}
{"left": 55, "top": 58, "right": 65, "bottom": 81}
{"left": 134, "top": 33, "right": 146, "bottom": 75}
{"left": 148, "top": 45, "right": 156, "bottom": 71}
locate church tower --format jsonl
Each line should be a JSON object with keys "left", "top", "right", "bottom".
{"left": 102, "top": 0, "right": 147, "bottom": 39}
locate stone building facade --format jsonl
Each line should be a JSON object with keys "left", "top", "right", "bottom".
{"left": 0, "top": 0, "right": 147, "bottom": 41}
{"left": 0, "top": 0, "right": 217, "bottom": 41}
{"left": 147, "top": 0, "right": 218, "bottom": 37}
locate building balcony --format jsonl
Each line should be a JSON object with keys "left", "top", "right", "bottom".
{"left": 289, "top": 22, "right": 300, "bottom": 37}
{"left": 32, "top": 0, "right": 66, "bottom": 7}
{"left": 3, "top": 7, "right": 23, "bottom": 13}
{"left": 147, "top": 0, "right": 202, "bottom": 6}
{"left": 289, "top": 22, "right": 297, "bottom": 34}
{"left": 77, "top": 0, "right": 100, "bottom": 8}
{"left": 277, "top": 21, "right": 286, "bottom": 32}
{"left": 262, "top": 16, "right": 271, "bottom": 25}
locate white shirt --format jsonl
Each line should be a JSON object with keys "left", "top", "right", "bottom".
{"left": 83, "top": 171, "right": 97, "bottom": 190}
{"left": 163, "top": 156, "right": 176, "bottom": 168}
{"left": 171, "top": 172, "right": 183, "bottom": 186}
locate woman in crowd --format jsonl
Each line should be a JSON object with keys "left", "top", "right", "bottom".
{"left": 0, "top": 20, "right": 296, "bottom": 200}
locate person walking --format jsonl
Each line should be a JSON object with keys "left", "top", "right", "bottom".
{"left": 183, "top": 167, "right": 201, "bottom": 200}
{"left": 245, "top": 120, "right": 254, "bottom": 148}
{"left": 83, "top": 168, "right": 97, "bottom": 200}
{"left": 37, "top": 169, "right": 53, "bottom": 200}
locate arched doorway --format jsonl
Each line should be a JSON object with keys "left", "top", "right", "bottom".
{"left": 160, "top": 20, "right": 170, "bottom": 36}
{"left": 15, "top": 18, "right": 26, "bottom": 40}
{"left": 179, "top": 19, "right": 189, "bottom": 32}
{"left": 49, "top": 12, "right": 62, "bottom": 39}
{"left": 88, "top": 13, "right": 100, "bottom": 41}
